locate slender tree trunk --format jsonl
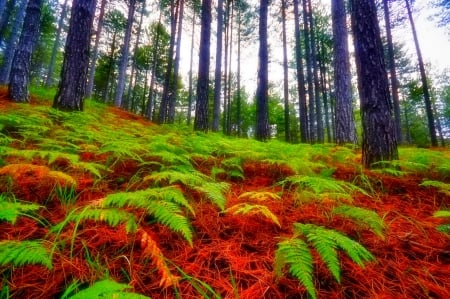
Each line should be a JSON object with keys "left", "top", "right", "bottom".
{"left": 332, "top": 0, "right": 356, "bottom": 144}
{"left": 0, "top": 0, "right": 15, "bottom": 40}
{"left": 0, "top": 0, "right": 27, "bottom": 84}
{"left": 383, "top": 0, "right": 402, "bottom": 143}
{"left": 159, "top": 0, "right": 178, "bottom": 123}
{"left": 86, "top": 0, "right": 107, "bottom": 97}
{"left": 293, "top": 0, "right": 308, "bottom": 143}
{"left": 319, "top": 54, "right": 331, "bottom": 143}
{"left": 194, "top": 0, "right": 211, "bottom": 132}
{"left": 236, "top": 7, "right": 241, "bottom": 136}
{"left": 226, "top": 2, "right": 233, "bottom": 135}
{"left": 281, "top": 0, "right": 290, "bottom": 142}
{"left": 302, "top": 0, "right": 315, "bottom": 143}
{"left": 125, "top": 0, "right": 145, "bottom": 110}
{"left": 147, "top": 12, "right": 162, "bottom": 120}
{"left": 350, "top": 0, "right": 398, "bottom": 168}
{"left": 255, "top": 0, "right": 270, "bottom": 141}
{"left": 114, "top": 0, "right": 136, "bottom": 108}
{"left": 433, "top": 101, "right": 445, "bottom": 146}
{"left": 187, "top": 10, "right": 195, "bottom": 125}
{"left": 222, "top": 0, "right": 230, "bottom": 133}
{"left": 405, "top": 0, "right": 437, "bottom": 147}
{"left": 103, "top": 31, "right": 117, "bottom": 102}
{"left": 45, "top": 0, "right": 69, "bottom": 88}
{"left": 212, "top": 0, "right": 224, "bottom": 131}
{"left": 168, "top": 0, "right": 184, "bottom": 123}
{"left": 8, "top": 0, "right": 43, "bottom": 102}
{"left": 307, "top": 0, "right": 323, "bottom": 143}
{"left": 53, "top": 0, "right": 97, "bottom": 111}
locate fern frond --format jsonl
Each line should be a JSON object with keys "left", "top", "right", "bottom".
{"left": 225, "top": 203, "right": 281, "bottom": 227}
{"left": 274, "top": 238, "right": 316, "bottom": 299}
{"left": 103, "top": 188, "right": 194, "bottom": 245}
{"left": 294, "top": 223, "right": 375, "bottom": 268}
{"left": 0, "top": 195, "right": 41, "bottom": 224}
{"left": 433, "top": 210, "right": 450, "bottom": 218}
{"left": 333, "top": 205, "right": 385, "bottom": 239}
{"left": 71, "top": 161, "right": 110, "bottom": 178}
{"left": 238, "top": 191, "right": 281, "bottom": 202}
{"left": 139, "top": 229, "right": 180, "bottom": 288}
{"left": 420, "top": 180, "right": 450, "bottom": 195}
{"left": 194, "top": 181, "right": 229, "bottom": 210}
{"left": 67, "top": 279, "right": 150, "bottom": 299}
{"left": 74, "top": 207, "right": 138, "bottom": 233}
{"left": 0, "top": 240, "right": 52, "bottom": 269}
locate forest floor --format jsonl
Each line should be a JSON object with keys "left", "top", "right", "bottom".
{"left": 0, "top": 90, "right": 449, "bottom": 298}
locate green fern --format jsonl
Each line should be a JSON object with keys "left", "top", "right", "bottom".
{"left": 433, "top": 210, "right": 450, "bottom": 233}
{"left": 103, "top": 188, "right": 194, "bottom": 245}
{"left": 279, "top": 175, "right": 367, "bottom": 203}
{"left": 0, "top": 194, "right": 41, "bottom": 224}
{"left": 193, "top": 181, "right": 229, "bottom": 210}
{"left": 332, "top": 205, "right": 386, "bottom": 239}
{"left": 420, "top": 180, "right": 450, "bottom": 196}
{"left": 224, "top": 203, "right": 281, "bottom": 227}
{"left": 275, "top": 223, "right": 375, "bottom": 298}
{"left": 65, "top": 279, "right": 150, "bottom": 299}
{"left": 0, "top": 240, "right": 52, "bottom": 269}
{"left": 274, "top": 238, "right": 316, "bottom": 299}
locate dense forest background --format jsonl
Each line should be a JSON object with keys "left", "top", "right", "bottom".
{"left": 1, "top": 0, "right": 450, "bottom": 298}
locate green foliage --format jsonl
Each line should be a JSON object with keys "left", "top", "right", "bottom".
{"left": 420, "top": 180, "right": 450, "bottom": 196}
{"left": 145, "top": 167, "right": 230, "bottom": 210}
{"left": 332, "top": 205, "right": 386, "bottom": 239}
{"left": 64, "top": 279, "right": 150, "bottom": 299}
{"left": 0, "top": 240, "right": 52, "bottom": 269}
{"left": 0, "top": 194, "right": 41, "bottom": 224}
{"left": 279, "top": 175, "right": 368, "bottom": 203}
{"left": 103, "top": 187, "right": 194, "bottom": 245}
{"left": 275, "top": 223, "right": 375, "bottom": 299}
{"left": 224, "top": 203, "right": 281, "bottom": 227}
{"left": 433, "top": 210, "right": 450, "bottom": 233}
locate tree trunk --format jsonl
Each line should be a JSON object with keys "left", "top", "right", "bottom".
{"left": 302, "top": 0, "right": 315, "bottom": 143}
{"left": 159, "top": 0, "right": 178, "bottom": 124}
{"left": 194, "top": 0, "right": 211, "bottom": 132}
{"left": 293, "top": 0, "right": 308, "bottom": 143}
{"left": 125, "top": 0, "right": 145, "bottom": 110}
{"left": 53, "top": 0, "right": 96, "bottom": 111}
{"left": 332, "top": 0, "right": 356, "bottom": 144}
{"left": 8, "top": 0, "right": 43, "bottom": 102}
{"left": 281, "top": 0, "right": 290, "bottom": 142}
{"left": 405, "top": 0, "right": 438, "bottom": 147}
{"left": 186, "top": 10, "right": 195, "bottom": 125}
{"left": 225, "top": 2, "right": 233, "bottom": 135}
{"left": 114, "top": 0, "right": 136, "bottom": 108}
{"left": 45, "top": 0, "right": 69, "bottom": 88}
{"left": 168, "top": 0, "right": 184, "bottom": 123}
{"left": 103, "top": 30, "right": 117, "bottom": 102}
{"left": 307, "top": 0, "right": 324, "bottom": 143}
{"left": 0, "top": 0, "right": 27, "bottom": 84}
{"left": 212, "top": 0, "right": 224, "bottom": 131}
{"left": 255, "top": 0, "right": 270, "bottom": 141}
{"left": 86, "top": 0, "right": 107, "bottom": 97}
{"left": 147, "top": 13, "right": 162, "bottom": 121}
{"left": 350, "top": 0, "right": 398, "bottom": 168}
{"left": 236, "top": 7, "right": 241, "bottom": 136}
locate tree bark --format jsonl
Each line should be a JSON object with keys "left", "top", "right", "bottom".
{"left": 8, "top": 0, "right": 43, "bottom": 102}
{"left": 114, "top": 0, "right": 136, "bottom": 108}
{"left": 194, "top": 0, "right": 211, "bottom": 132}
{"left": 293, "top": 0, "right": 308, "bottom": 143}
{"left": 255, "top": 0, "right": 270, "bottom": 141}
{"left": 302, "top": 0, "right": 315, "bottom": 143}
{"left": 350, "top": 0, "right": 398, "bottom": 168}
{"left": 212, "top": 0, "right": 224, "bottom": 131}
{"left": 186, "top": 10, "right": 195, "bottom": 125}
{"left": 281, "top": 0, "right": 290, "bottom": 142}
{"left": 53, "top": 0, "right": 97, "bottom": 111}
{"left": 332, "top": 0, "right": 356, "bottom": 144}
{"left": 85, "top": 0, "right": 107, "bottom": 97}
{"left": 0, "top": 0, "right": 27, "bottom": 84}
{"left": 405, "top": 0, "right": 438, "bottom": 147}
{"left": 45, "top": 0, "right": 69, "bottom": 88}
